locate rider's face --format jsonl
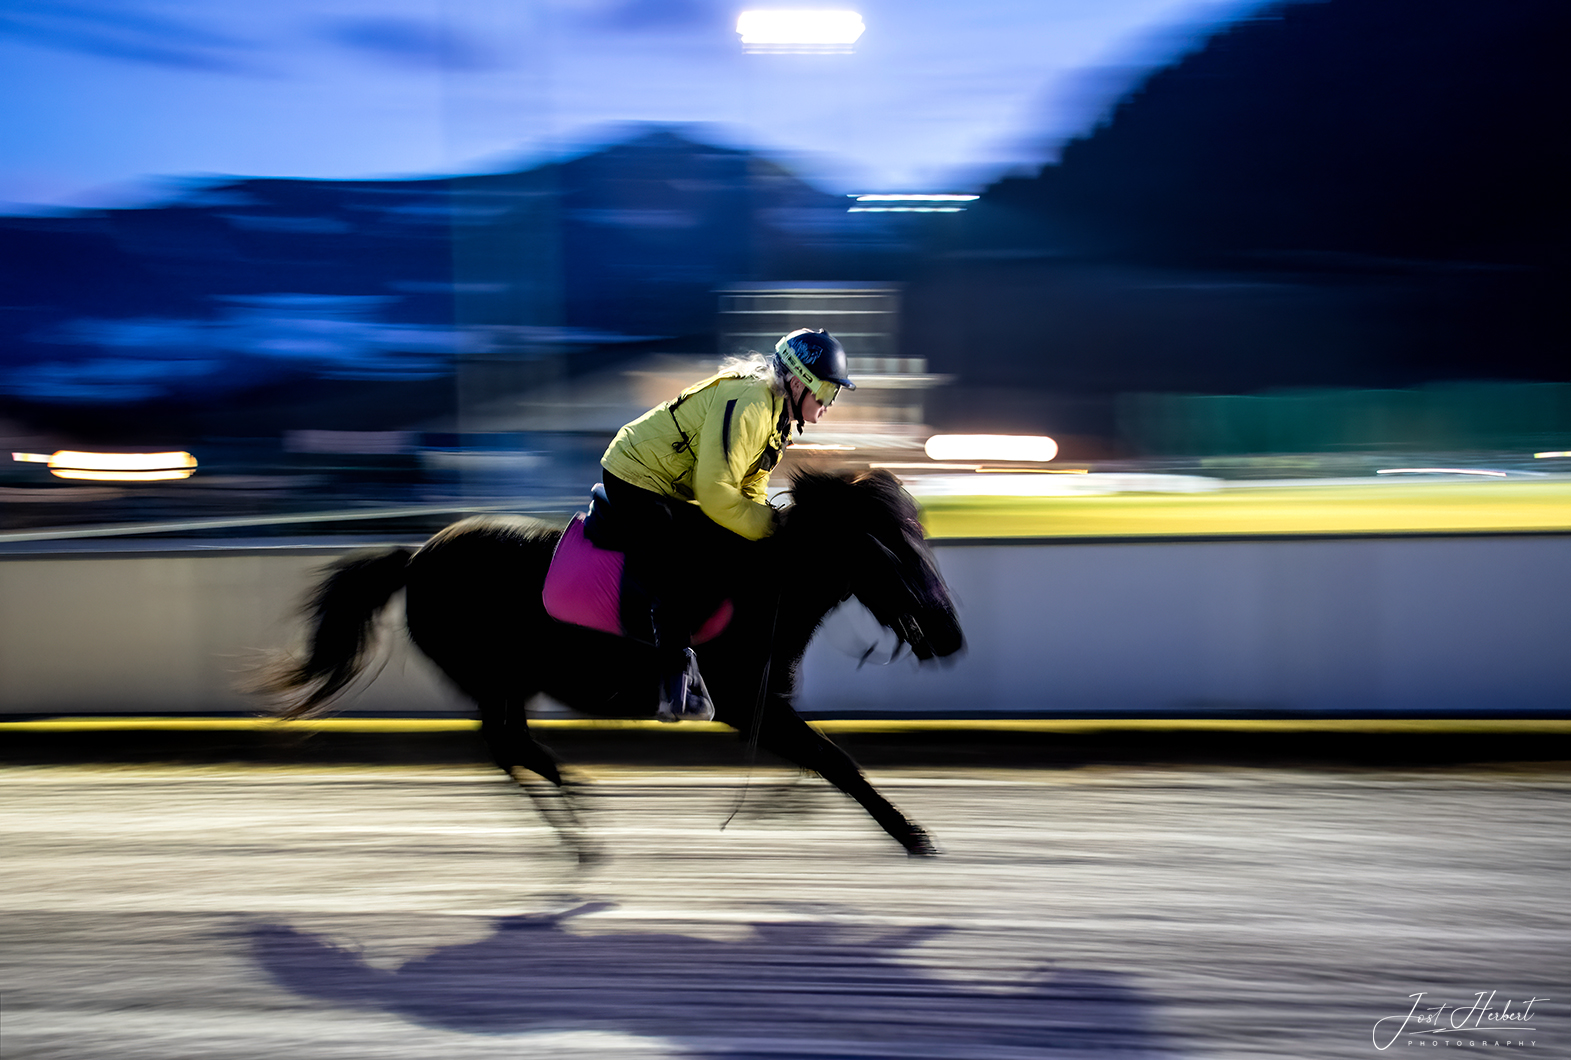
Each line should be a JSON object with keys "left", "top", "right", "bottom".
{"left": 801, "top": 389, "right": 827, "bottom": 423}
{"left": 792, "top": 378, "right": 829, "bottom": 424}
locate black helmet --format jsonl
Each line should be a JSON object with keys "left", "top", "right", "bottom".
{"left": 774, "top": 328, "right": 856, "bottom": 405}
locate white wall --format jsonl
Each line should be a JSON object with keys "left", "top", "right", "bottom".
{"left": 2, "top": 535, "right": 1567, "bottom": 716}
{"left": 801, "top": 536, "right": 1571, "bottom": 716}
{"left": 0, "top": 549, "right": 462, "bottom": 715}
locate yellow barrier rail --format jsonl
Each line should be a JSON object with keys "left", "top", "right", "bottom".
{"left": 918, "top": 481, "right": 1571, "bottom": 540}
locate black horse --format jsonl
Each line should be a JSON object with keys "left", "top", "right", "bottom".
{"left": 260, "top": 468, "right": 964, "bottom": 855}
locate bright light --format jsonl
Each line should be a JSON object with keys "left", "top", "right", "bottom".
{"left": 737, "top": 10, "right": 864, "bottom": 51}
{"left": 848, "top": 193, "right": 978, "bottom": 214}
{"left": 50, "top": 468, "right": 197, "bottom": 482}
{"left": 852, "top": 195, "right": 979, "bottom": 202}
{"left": 1533, "top": 451, "right": 1571, "bottom": 459}
{"left": 924, "top": 435, "right": 1058, "bottom": 462}
{"left": 1376, "top": 468, "right": 1508, "bottom": 477}
{"left": 11, "top": 452, "right": 51, "bottom": 463}
{"left": 43, "top": 450, "right": 197, "bottom": 482}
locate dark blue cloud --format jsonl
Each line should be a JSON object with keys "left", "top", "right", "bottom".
{"left": 0, "top": 0, "right": 259, "bottom": 73}
{"left": 320, "top": 17, "right": 499, "bottom": 72}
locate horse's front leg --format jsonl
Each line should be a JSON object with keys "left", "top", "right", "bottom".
{"left": 750, "top": 695, "right": 938, "bottom": 856}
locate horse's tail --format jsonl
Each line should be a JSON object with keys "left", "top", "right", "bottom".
{"left": 251, "top": 547, "right": 414, "bottom": 719}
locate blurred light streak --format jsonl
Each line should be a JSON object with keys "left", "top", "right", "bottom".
{"left": 871, "top": 462, "right": 1089, "bottom": 473}
{"left": 790, "top": 443, "right": 857, "bottom": 451}
{"left": 1376, "top": 468, "right": 1509, "bottom": 477}
{"left": 925, "top": 434, "right": 1058, "bottom": 462}
{"left": 11, "top": 452, "right": 52, "bottom": 463}
{"left": 848, "top": 194, "right": 977, "bottom": 213}
{"left": 50, "top": 468, "right": 196, "bottom": 482}
{"left": 910, "top": 472, "right": 1218, "bottom": 499}
{"left": 1533, "top": 451, "right": 1571, "bottom": 459}
{"left": 42, "top": 450, "right": 197, "bottom": 482}
{"left": 737, "top": 10, "right": 864, "bottom": 53}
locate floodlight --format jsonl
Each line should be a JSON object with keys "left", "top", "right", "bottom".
{"left": 847, "top": 194, "right": 978, "bottom": 213}
{"left": 738, "top": 10, "right": 864, "bottom": 53}
{"left": 924, "top": 435, "right": 1058, "bottom": 462}
{"left": 43, "top": 450, "right": 198, "bottom": 482}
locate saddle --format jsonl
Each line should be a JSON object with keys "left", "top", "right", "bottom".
{"left": 541, "top": 484, "right": 733, "bottom": 645}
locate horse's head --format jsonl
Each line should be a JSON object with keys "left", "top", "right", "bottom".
{"left": 781, "top": 468, "right": 964, "bottom": 661}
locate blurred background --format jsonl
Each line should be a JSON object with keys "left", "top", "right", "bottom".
{"left": 2, "top": 0, "right": 1564, "bottom": 540}
{"left": 2, "top": 0, "right": 1569, "bottom": 721}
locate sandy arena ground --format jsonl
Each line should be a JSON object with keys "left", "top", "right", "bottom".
{"left": 2, "top": 763, "right": 1567, "bottom": 1059}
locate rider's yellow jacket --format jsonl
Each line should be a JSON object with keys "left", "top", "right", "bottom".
{"left": 601, "top": 370, "right": 788, "bottom": 541}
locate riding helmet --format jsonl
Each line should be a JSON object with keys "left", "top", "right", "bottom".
{"left": 774, "top": 328, "right": 856, "bottom": 406}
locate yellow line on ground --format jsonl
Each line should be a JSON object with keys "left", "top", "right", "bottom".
{"left": 0, "top": 717, "right": 728, "bottom": 734}
{"left": 0, "top": 717, "right": 475, "bottom": 732}
{"left": 1, "top": 717, "right": 1568, "bottom": 735}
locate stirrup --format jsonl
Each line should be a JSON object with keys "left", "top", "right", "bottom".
{"left": 657, "top": 648, "right": 714, "bottom": 723}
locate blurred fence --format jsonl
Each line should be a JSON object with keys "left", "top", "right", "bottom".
{"left": 2, "top": 533, "right": 1568, "bottom": 717}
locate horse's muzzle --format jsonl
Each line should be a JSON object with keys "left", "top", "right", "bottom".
{"left": 899, "top": 612, "right": 965, "bottom": 661}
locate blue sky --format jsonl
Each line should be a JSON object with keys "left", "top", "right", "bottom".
{"left": 0, "top": 0, "right": 1262, "bottom": 210}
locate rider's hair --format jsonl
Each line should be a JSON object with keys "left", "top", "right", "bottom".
{"left": 719, "top": 350, "right": 792, "bottom": 395}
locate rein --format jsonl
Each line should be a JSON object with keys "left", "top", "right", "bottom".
{"left": 719, "top": 584, "right": 783, "bottom": 832}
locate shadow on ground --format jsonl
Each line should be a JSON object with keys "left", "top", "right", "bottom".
{"left": 250, "top": 904, "right": 1169, "bottom": 1058}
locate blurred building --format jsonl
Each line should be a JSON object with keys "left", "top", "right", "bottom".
{"left": 718, "top": 282, "right": 950, "bottom": 453}
{"left": 433, "top": 283, "right": 954, "bottom": 500}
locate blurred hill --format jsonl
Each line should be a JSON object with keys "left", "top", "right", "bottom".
{"left": 0, "top": 130, "right": 913, "bottom": 438}
{"left": 911, "top": 0, "right": 1566, "bottom": 415}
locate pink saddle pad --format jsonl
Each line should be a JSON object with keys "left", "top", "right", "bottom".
{"left": 542, "top": 514, "right": 732, "bottom": 644}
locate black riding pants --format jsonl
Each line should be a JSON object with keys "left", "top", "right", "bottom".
{"left": 600, "top": 470, "right": 759, "bottom": 657}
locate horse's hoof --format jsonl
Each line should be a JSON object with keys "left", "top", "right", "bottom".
{"left": 902, "top": 828, "right": 941, "bottom": 857}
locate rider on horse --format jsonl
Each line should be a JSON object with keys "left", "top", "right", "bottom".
{"left": 598, "top": 328, "right": 856, "bottom": 720}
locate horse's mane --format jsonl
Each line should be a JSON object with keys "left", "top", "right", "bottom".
{"left": 782, "top": 467, "right": 924, "bottom": 542}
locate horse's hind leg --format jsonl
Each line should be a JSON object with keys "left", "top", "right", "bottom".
{"left": 479, "top": 700, "right": 597, "bottom": 862}
{"left": 479, "top": 699, "right": 565, "bottom": 786}
{"left": 751, "top": 699, "right": 938, "bottom": 856}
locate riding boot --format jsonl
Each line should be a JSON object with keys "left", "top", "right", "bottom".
{"left": 656, "top": 648, "right": 714, "bottom": 723}
{"left": 652, "top": 605, "right": 713, "bottom": 722}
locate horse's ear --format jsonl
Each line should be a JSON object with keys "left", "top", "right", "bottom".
{"left": 854, "top": 468, "right": 902, "bottom": 490}
{"left": 849, "top": 467, "right": 922, "bottom": 530}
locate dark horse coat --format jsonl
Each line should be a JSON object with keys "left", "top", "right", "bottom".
{"left": 261, "top": 468, "right": 964, "bottom": 854}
